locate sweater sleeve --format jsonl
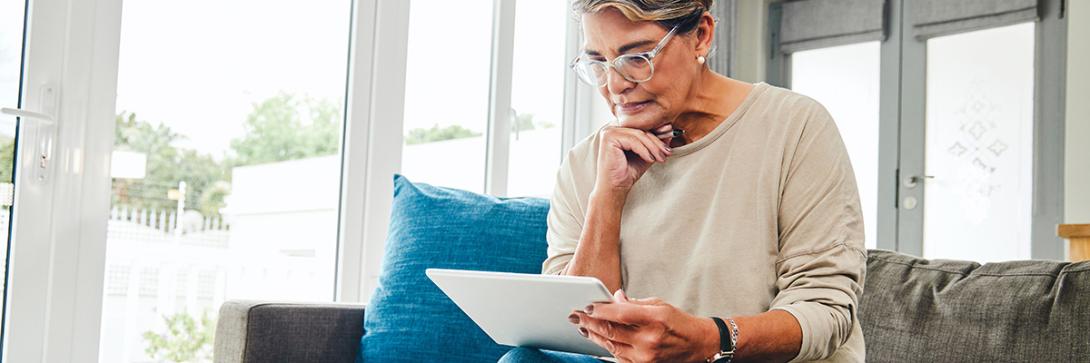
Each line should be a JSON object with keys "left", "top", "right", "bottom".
{"left": 768, "top": 99, "right": 867, "bottom": 362}
{"left": 542, "top": 148, "right": 587, "bottom": 276}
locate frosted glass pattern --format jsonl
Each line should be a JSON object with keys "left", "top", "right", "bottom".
{"left": 923, "top": 23, "right": 1035, "bottom": 262}
{"left": 791, "top": 41, "right": 881, "bottom": 249}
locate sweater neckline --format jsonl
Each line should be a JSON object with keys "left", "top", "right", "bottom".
{"left": 667, "top": 82, "right": 769, "bottom": 157}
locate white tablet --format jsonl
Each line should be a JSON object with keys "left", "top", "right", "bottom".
{"left": 425, "top": 268, "right": 615, "bottom": 358}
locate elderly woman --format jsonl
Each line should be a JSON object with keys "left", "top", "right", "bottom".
{"left": 500, "top": 0, "right": 866, "bottom": 362}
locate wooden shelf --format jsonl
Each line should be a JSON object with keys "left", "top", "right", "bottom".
{"left": 1058, "top": 224, "right": 1090, "bottom": 262}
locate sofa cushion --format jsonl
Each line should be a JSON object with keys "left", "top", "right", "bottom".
{"left": 359, "top": 175, "right": 549, "bottom": 363}
{"left": 860, "top": 249, "right": 1090, "bottom": 361}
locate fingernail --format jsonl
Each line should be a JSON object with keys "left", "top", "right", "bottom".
{"left": 568, "top": 314, "right": 579, "bottom": 324}
{"left": 585, "top": 305, "right": 594, "bottom": 315}
{"left": 578, "top": 327, "right": 589, "bottom": 337}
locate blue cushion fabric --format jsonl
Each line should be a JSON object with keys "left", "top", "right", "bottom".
{"left": 359, "top": 175, "right": 550, "bottom": 362}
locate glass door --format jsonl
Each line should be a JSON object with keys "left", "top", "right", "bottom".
{"left": 918, "top": 23, "right": 1036, "bottom": 262}
{"left": 102, "top": 0, "right": 353, "bottom": 361}
{"left": 894, "top": 0, "right": 1065, "bottom": 262}
{"left": 0, "top": 0, "right": 27, "bottom": 353}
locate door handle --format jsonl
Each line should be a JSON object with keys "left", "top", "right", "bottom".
{"left": 1, "top": 84, "right": 59, "bottom": 183}
{"left": 902, "top": 175, "right": 934, "bottom": 189}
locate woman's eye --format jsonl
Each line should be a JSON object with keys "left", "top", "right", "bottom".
{"left": 622, "top": 56, "right": 649, "bottom": 67}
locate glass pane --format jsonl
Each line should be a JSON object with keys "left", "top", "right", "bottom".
{"left": 0, "top": 0, "right": 26, "bottom": 347}
{"left": 401, "top": 0, "right": 491, "bottom": 193}
{"left": 507, "top": 0, "right": 567, "bottom": 197}
{"left": 790, "top": 41, "right": 881, "bottom": 249}
{"left": 923, "top": 23, "right": 1035, "bottom": 262}
{"left": 103, "top": 0, "right": 351, "bottom": 361}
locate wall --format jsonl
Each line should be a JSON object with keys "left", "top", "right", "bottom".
{"left": 731, "top": 0, "right": 771, "bottom": 83}
{"left": 1066, "top": 0, "right": 1090, "bottom": 223}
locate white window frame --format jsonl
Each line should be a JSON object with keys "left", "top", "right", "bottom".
{"left": 3, "top": 0, "right": 591, "bottom": 360}
{"left": 338, "top": 0, "right": 593, "bottom": 303}
{"left": 4, "top": 0, "right": 123, "bottom": 360}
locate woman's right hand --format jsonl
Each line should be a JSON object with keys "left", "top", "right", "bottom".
{"left": 595, "top": 124, "right": 674, "bottom": 193}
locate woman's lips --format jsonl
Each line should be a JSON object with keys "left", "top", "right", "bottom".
{"left": 616, "top": 101, "right": 650, "bottom": 114}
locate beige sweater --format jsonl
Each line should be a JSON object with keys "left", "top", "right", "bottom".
{"left": 543, "top": 83, "right": 866, "bottom": 362}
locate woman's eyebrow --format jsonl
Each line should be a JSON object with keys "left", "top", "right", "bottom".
{"left": 584, "top": 40, "right": 657, "bottom": 57}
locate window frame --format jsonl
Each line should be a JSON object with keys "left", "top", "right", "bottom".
{"left": 767, "top": 0, "right": 1068, "bottom": 259}
{"left": 1, "top": 0, "right": 616, "bottom": 360}
{"left": 3, "top": 0, "right": 124, "bottom": 360}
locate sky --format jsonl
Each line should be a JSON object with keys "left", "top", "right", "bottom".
{"left": 403, "top": 0, "right": 569, "bottom": 133}
{"left": 106, "top": 0, "right": 569, "bottom": 158}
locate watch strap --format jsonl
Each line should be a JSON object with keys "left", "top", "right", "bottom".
{"left": 709, "top": 317, "right": 734, "bottom": 363}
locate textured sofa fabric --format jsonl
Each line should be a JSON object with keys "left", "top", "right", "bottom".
{"left": 860, "top": 250, "right": 1090, "bottom": 361}
{"left": 213, "top": 301, "right": 365, "bottom": 363}
{"left": 214, "top": 250, "right": 1090, "bottom": 362}
{"left": 359, "top": 175, "right": 550, "bottom": 362}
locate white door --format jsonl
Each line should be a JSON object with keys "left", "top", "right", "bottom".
{"left": 2, "top": 0, "right": 126, "bottom": 361}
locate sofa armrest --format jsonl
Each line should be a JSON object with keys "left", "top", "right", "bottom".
{"left": 214, "top": 300, "right": 366, "bottom": 363}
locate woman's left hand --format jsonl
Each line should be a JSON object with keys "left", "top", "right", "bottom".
{"left": 571, "top": 290, "right": 719, "bottom": 363}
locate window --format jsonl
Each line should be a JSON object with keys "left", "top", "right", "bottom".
{"left": 400, "top": 0, "right": 493, "bottom": 193}
{"left": 770, "top": 0, "right": 1065, "bottom": 261}
{"left": 922, "top": 23, "right": 1035, "bottom": 262}
{"left": 507, "top": 0, "right": 568, "bottom": 197}
{"left": 790, "top": 41, "right": 881, "bottom": 249}
{"left": 0, "top": 0, "right": 26, "bottom": 345}
{"left": 2, "top": 0, "right": 581, "bottom": 359}
{"left": 102, "top": 0, "right": 352, "bottom": 361}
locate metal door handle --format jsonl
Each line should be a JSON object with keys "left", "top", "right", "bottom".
{"left": 902, "top": 175, "right": 934, "bottom": 189}
{"left": 1, "top": 84, "right": 59, "bottom": 183}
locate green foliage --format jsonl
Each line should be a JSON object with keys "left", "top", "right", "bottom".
{"left": 113, "top": 112, "right": 227, "bottom": 214}
{"left": 0, "top": 136, "right": 13, "bottom": 183}
{"left": 113, "top": 93, "right": 343, "bottom": 216}
{"left": 513, "top": 113, "right": 536, "bottom": 132}
{"left": 228, "top": 93, "right": 341, "bottom": 167}
{"left": 405, "top": 124, "right": 481, "bottom": 145}
{"left": 142, "top": 310, "right": 216, "bottom": 363}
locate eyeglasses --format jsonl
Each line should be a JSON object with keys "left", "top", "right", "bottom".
{"left": 569, "top": 25, "right": 680, "bottom": 87}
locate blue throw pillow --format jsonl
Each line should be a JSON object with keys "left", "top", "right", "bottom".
{"left": 359, "top": 175, "right": 550, "bottom": 362}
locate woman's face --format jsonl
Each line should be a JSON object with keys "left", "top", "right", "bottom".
{"left": 581, "top": 8, "right": 705, "bottom": 130}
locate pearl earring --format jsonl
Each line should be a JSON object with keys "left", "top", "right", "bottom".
{"left": 697, "top": 55, "right": 706, "bottom": 64}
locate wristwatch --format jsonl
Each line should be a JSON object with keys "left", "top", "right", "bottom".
{"left": 707, "top": 317, "right": 737, "bottom": 363}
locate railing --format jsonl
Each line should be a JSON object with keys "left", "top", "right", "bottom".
{"left": 109, "top": 206, "right": 229, "bottom": 234}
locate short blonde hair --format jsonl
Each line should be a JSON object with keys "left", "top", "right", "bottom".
{"left": 572, "top": 0, "right": 712, "bottom": 32}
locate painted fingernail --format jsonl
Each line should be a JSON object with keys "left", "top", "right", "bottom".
{"left": 585, "top": 305, "right": 594, "bottom": 315}
{"left": 578, "top": 327, "right": 589, "bottom": 337}
{"left": 568, "top": 314, "right": 579, "bottom": 324}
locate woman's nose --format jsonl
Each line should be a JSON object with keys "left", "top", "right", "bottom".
{"left": 605, "top": 67, "right": 635, "bottom": 95}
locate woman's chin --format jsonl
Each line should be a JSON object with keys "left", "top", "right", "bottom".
{"left": 616, "top": 114, "right": 661, "bottom": 130}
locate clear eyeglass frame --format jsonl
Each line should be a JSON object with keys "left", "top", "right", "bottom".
{"left": 569, "top": 24, "right": 680, "bottom": 87}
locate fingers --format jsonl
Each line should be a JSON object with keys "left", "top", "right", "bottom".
{"left": 613, "top": 136, "right": 657, "bottom": 163}
{"left": 581, "top": 322, "right": 636, "bottom": 360}
{"left": 573, "top": 312, "right": 640, "bottom": 345}
{"left": 604, "top": 127, "right": 669, "bottom": 163}
{"left": 586, "top": 300, "right": 665, "bottom": 326}
{"left": 632, "top": 131, "right": 668, "bottom": 162}
{"left": 613, "top": 289, "right": 629, "bottom": 302}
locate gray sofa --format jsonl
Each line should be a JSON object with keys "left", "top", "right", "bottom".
{"left": 213, "top": 250, "right": 1090, "bottom": 362}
